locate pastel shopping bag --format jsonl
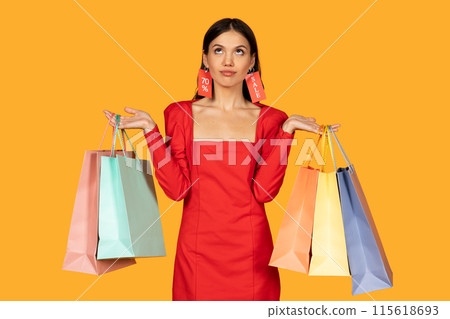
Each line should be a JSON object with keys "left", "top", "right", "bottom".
{"left": 269, "top": 126, "right": 325, "bottom": 273}
{"left": 309, "top": 126, "right": 350, "bottom": 276}
{"left": 63, "top": 117, "right": 136, "bottom": 275}
{"left": 97, "top": 115, "right": 166, "bottom": 259}
{"left": 328, "top": 126, "right": 393, "bottom": 295}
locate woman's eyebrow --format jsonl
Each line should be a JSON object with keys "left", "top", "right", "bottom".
{"left": 212, "top": 44, "right": 247, "bottom": 49}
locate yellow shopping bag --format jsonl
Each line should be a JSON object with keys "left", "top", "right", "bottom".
{"left": 309, "top": 125, "right": 350, "bottom": 276}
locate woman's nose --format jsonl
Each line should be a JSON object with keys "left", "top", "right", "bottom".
{"left": 223, "top": 53, "right": 234, "bottom": 66}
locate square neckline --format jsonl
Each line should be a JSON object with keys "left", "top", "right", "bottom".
{"left": 189, "top": 98, "right": 264, "bottom": 145}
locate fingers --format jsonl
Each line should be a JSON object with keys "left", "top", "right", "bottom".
{"left": 314, "top": 124, "right": 341, "bottom": 133}
{"left": 103, "top": 110, "right": 124, "bottom": 128}
{"left": 104, "top": 113, "right": 117, "bottom": 126}
{"left": 316, "top": 125, "right": 325, "bottom": 134}
{"left": 330, "top": 123, "right": 340, "bottom": 132}
{"left": 103, "top": 111, "right": 114, "bottom": 121}
{"left": 103, "top": 110, "right": 113, "bottom": 117}
{"left": 103, "top": 111, "right": 115, "bottom": 121}
{"left": 124, "top": 107, "right": 138, "bottom": 114}
{"left": 327, "top": 124, "right": 341, "bottom": 132}
{"left": 103, "top": 110, "right": 116, "bottom": 121}
{"left": 105, "top": 116, "right": 124, "bottom": 129}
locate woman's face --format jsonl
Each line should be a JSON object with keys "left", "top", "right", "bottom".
{"left": 203, "top": 30, "right": 256, "bottom": 88}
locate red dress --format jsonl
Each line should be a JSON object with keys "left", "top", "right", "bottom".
{"left": 144, "top": 98, "right": 295, "bottom": 301}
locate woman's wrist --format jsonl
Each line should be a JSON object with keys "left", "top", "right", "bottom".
{"left": 143, "top": 120, "right": 157, "bottom": 135}
{"left": 282, "top": 120, "right": 295, "bottom": 134}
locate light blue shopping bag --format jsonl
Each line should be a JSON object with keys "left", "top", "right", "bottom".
{"left": 327, "top": 126, "right": 393, "bottom": 295}
{"left": 97, "top": 114, "right": 166, "bottom": 259}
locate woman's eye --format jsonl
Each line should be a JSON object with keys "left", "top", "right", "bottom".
{"left": 214, "top": 48, "right": 245, "bottom": 55}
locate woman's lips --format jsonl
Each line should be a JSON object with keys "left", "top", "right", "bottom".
{"left": 220, "top": 71, "right": 236, "bottom": 77}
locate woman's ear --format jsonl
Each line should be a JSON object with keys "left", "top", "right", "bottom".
{"left": 202, "top": 50, "right": 208, "bottom": 68}
{"left": 250, "top": 53, "right": 256, "bottom": 69}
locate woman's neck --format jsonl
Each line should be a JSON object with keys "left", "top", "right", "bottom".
{"left": 208, "top": 84, "right": 248, "bottom": 110}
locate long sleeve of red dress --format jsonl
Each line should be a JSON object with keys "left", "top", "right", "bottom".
{"left": 251, "top": 111, "right": 294, "bottom": 203}
{"left": 143, "top": 103, "right": 192, "bottom": 202}
{"left": 143, "top": 102, "right": 295, "bottom": 204}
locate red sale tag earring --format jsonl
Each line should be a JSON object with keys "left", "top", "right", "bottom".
{"left": 197, "top": 67, "right": 212, "bottom": 98}
{"left": 245, "top": 67, "right": 266, "bottom": 103}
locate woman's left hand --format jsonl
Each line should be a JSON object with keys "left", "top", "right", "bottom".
{"left": 282, "top": 115, "right": 341, "bottom": 134}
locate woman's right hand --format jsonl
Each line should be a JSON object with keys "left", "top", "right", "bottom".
{"left": 103, "top": 107, "right": 156, "bottom": 131}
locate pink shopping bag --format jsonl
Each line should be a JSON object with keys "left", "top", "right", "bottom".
{"left": 62, "top": 115, "right": 136, "bottom": 275}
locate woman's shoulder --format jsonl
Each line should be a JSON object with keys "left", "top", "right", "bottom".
{"left": 163, "top": 100, "right": 193, "bottom": 119}
{"left": 257, "top": 102, "right": 289, "bottom": 125}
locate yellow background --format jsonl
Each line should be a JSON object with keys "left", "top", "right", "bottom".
{"left": 1, "top": 0, "right": 449, "bottom": 301}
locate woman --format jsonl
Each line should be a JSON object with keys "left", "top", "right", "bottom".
{"left": 103, "top": 18, "right": 340, "bottom": 301}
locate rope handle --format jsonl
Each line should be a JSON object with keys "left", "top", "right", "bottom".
{"left": 98, "top": 112, "right": 127, "bottom": 153}
{"left": 110, "top": 114, "right": 141, "bottom": 167}
{"left": 302, "top": 124, "right": 325, "bottom": 168}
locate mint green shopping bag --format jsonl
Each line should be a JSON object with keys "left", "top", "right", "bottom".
{"left": 97, "top": 114, "right": 166, "bottom": 259}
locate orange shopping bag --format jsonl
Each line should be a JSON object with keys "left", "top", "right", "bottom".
{"left": 269, "top": 126, "right": 325, "bottom": 273}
